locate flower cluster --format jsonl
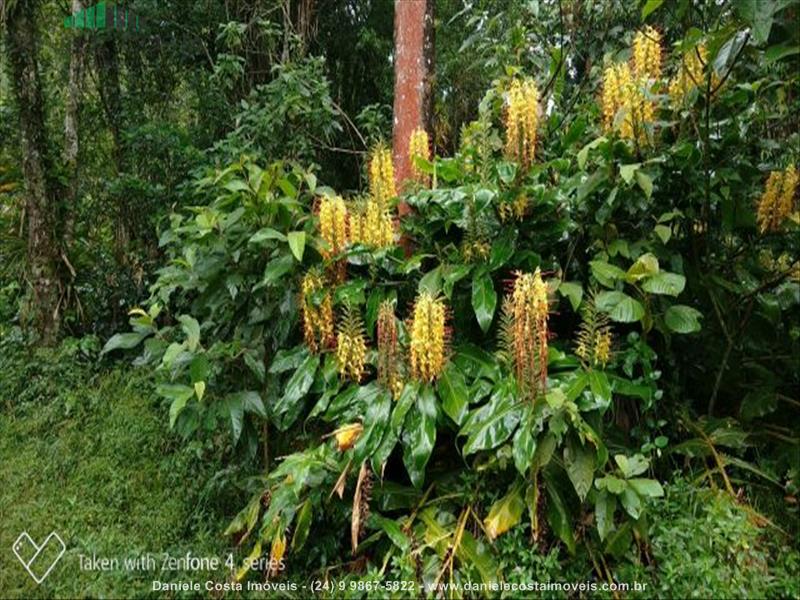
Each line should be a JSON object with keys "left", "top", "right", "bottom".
{"left": 508, "top": 269, "right": 550, "bottom": 401}
{"left": 668, "top": 45, "right": 719, "bottom": 106}
{"left": 504, "top": 78, "right": 540, "bottom": 166}
{"left": 409, "top": 292, "right": 447, "bottom": 382}
{"left": 369, "top": 143, "right": 396, "bottom": 209}
{"left": 498, "top": 194, "right": 530, "bottom": 222}
{"left": 349, "top": 198, "right": 394, "bottom": 248}
{"left": 301, "top": 270, "right": 335, "bottom": 353}
{"left": 336, "top": 306, "right": 368, "bottom": 382}
{"left": 408, "top": 127, "right": 431, "bottom": 185}
{"left": 757, "top": 165, "right": 798, "bottom": 233}
{"left": 377, "top": 301, "right": 403, "bottom": 398}
{"left": 602, "top": 27, "right": 662, "bottom": 143}
{"left": 319, "top": 195, "right": 348, "bottom": 258}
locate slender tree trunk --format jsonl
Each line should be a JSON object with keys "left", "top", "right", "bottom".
{"left": 94, "top": 36, "right": 129, "bottom": 258}
{"left": 5, "top": 0, "right": 61, "bottom": 343}
{"left": 391, "top": 0, "right": 434, "bottom": 209}
{"left": 63, "top": 0, "right": 86, "bottom": 253}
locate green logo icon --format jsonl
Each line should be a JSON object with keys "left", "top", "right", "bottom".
{"left": 63, "top": 2, "right": 141, "bottom": 32}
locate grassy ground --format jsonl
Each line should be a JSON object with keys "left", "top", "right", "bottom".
{"left": 0, "top": 345, "right": 235, "bottom": 598}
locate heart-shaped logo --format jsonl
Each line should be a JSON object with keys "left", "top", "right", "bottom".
{"left": 12, "top": 531, "right": 66, "bottom": 584}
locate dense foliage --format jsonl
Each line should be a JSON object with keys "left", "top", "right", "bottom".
{"left": 2, "top": 0, "right": 798, "bottom": 596}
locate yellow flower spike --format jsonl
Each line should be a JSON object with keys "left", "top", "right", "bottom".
{"left": 377, "top": 301, "right": 403, "bottom": 398}
{"left": 408, "top": 127, "right": 431, "bottom": 184}
{"left": 319, "top": 195, "right": 348, "bottom": 258}
{"left": 300, "top": 271, "right": 335, "bottom": 353}
{"left": 632, "top": 26, "right": 662, "bottom": 80}
{"left": 504, "top": 78, "right": 540, "bottom": 166}
{"left": 758, "top": 166, "right": 798, "bottom": 233}
{"left": 336, "top": 306, "right": 368, "bottom": 382}
{"left": 509, "top": 269, "right": 550, "bottom": 401}
{"left": 369, "top": 143, "right": 396, "bottom": 211}
{"left": 334, "top": 422, "right": 364, "bottom": 451}
{"left": 593, "top": 329, "right": 613, "bottom": 367}
{"left": 409, "top": 292, "right": 447, "bottom": 382}
{"left": 668, "top": 45, "right": 719, "bottom": 107}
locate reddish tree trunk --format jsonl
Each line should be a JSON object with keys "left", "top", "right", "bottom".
{"left": 392, "top": 0, "right": 434, "bottom": 212}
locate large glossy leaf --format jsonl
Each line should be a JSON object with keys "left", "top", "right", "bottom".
{"left": 589, "top": 260, "right": 626, "bottom": 288}
{"left": 625, "top": 253, "right": 659, "bottom": 282}
{"left": 287, "top": 231, "right": 305, "bottom": 261}
{"left": 461, "top": 381, "right": 522, "bottom": 455}
{"left": 642, "top": 272, "right": 686, "bottom": 296}
{"left": 544, "top": 475, "right": 576, "bottom": 554}
{"left": 101, "top": 331, "right": 148, "bottom": 354}
{"left": 353, "top": 387, "right": 392, "bottom": 463}
{"left": 564, "top": 436, "right": 595, "bottom": 501}
{"left": 512, "top": 411, "right": 537, "bottom": 476}
{"left": 595, "top": 490, "right": 617, "bottom": 541}
{"left": 402, "top": 385, "right": 437, "bottom": 488}
{"left": 273, "top": 354, "right": 320, "bottom": 430}
{"left": 664, "top": 305, "right": 703, "bottom": 333}
{"left": 595, "top": 291, "right": 645, "bottom": 323}
{"left": 484, "top": 483, "right": 524, "bottom": 540}
{"left": 438, "top": 363, "right": 469, "bottom": 426}
{"left": 471, "top": 271, "right": 497, "bottom": 333}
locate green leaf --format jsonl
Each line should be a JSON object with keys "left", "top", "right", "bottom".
{"left": 564, "top": 437, "right": 595, "bottom": 501}
{"left": 512, "top": 414, "right": 537, "bottom": 476}
{"left": 371, "top": 515, "right": 410, "bottom": 552}
{"left": 577, "top": 136, "right": 606, "bottom": 169}
{"left": 287, "top": 231, "right": 306, "bottom": 261}
{"left": 461, "top": 381, "right": 522, "bottom": 455}
{"left": 101, "top": 332, "right": 148, "bottom": 354}
{"left": 626, "top": 253, "right": 659, "bottom": 282}
{"left": 484, "top": 483, "right": 524, "bottom": 540}
{"left": 628, "top": 478, "right": 664, "bottom": 498}
{"left": 558, "top": 281, "right": 583, "bottom": 311}
{"left": 589, "top": 260, "right": 626, "bottom": 288}
{"left": 620, "top": 485, "right": 642, "bottom": 519}
{"left": 158, "top": 384, "right": 194, "bottom": 428}
{"left": 472, "top": 271, "right": 497, "bottom": 333}
{"left": 269, "top": 346, "right": 308, "bottom": 373}
{"left": 438, "top": 364, "right": 469, "bottom": 426}
{"left": 614, "top": 453, "right": 649, "bottom": 478}
{"left": 353, "top": 387, "right": 392, "bottom": 464}
{"left": 402, "top": 385, "right": 437, "bottom": 488}
{"left": 619, "top": 162, "right": 640, "bottom": 184}
{"left": 595, "top": 475, "right": 626, "bottom": 495}
{"left": 545, "top": 477, "right": 576, "bottom": 554}
{"left": 588, "top": 370, "right": 612, "bottom": 407}
{"left": 664, "top": 305, "right": 703, "bottom": 333}
{"left": 641, "top": 0, "right": 664, "bottom": 20}
{"left": 654, "top": 224, "right": 672, "bottom": 244}
{"left": 262, "top": 255, "right": 294, "bottom": 285}
{"left": 226, "top": 394, "right": 245, "bottom": 444}
{"left": 595, "top": 490, "right": 617, "bottom": 541}
{"left": 531, "top": 432, "right": 557, "bottom": 471}
{"left": 595, "top": 291, "right": 645, "bottom": 323}
{"left": 249, "top": 227, "right": 287, "bottom": 244}
{"left": 418, "top": 265, "right": 442, "bottom": 294}
{"left": 274, "top": 354, "right": 320, "bottom": 430}
{"left": 735, "top": 0, "right": 775, "bottom": 45}
{"left": 291, "top": 499, "right": 313, "bottom": 550}
{"left": 642, "top": 272, "right": 686, "bottom": 296}
{"left": 636, "top": 171, "right": 653, "bottom": 198}
{"left": 178, "top": 315, "right": 201, "bottom": 351}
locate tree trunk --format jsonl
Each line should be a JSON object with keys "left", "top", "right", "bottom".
{"left": 94, "top": 35, "right": 129, "bottom": 259}
{"left": 63, "top": 0, "right": 86, "bottom": 252}
{"left": 391, "top": 0, "right": 434, "bottom": 210}
{"left": 5, "top": 0, "right": 61, "bottom": 344}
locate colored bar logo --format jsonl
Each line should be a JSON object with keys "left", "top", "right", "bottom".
{"left": 64, "top": 2, "right": 141, "bottom": 31}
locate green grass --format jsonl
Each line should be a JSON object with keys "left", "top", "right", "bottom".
{"left": 0, "top": 358, "right": 234, "bottom": 598}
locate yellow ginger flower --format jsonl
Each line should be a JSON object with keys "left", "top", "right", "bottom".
{"left": 319, "top": 195, "right": 348, "bottom": 258}
{"left": 369, "top": 144, "right": 396, "bottom": 210}
{"left": 758, "top": 166, "right": 798, "bottom": 233}
{"left": 301, "top": 271, "right": 335, "bottom": 353}
{"left": 408, "top": 127, "right": 431, "bottom": 184}
{"left": 268, "top": 533, "right": 286, "bottom": 577}
{"left": 336, "top": 307, "right": 368, "bottom": 382}
{"left": 505, "top": 78, "right": 540, "bottom": 166}
{"left": 351, "top": 199, "right": 394, "bottom": 248}
{"left": 593, "top": 330, "right": 613, "bottom": 367}
{"left": 377, "top": 301, "right": 403, "bottom": 398}
{"left": 668, "top": 45, "right": 719, "bottom": 106}
{"left": 602, "top": 62, "right": 652, "bottom": 143}
{"left": 409, "top": 292, "right": 447, "bottom": 382}
{"left": 334, "top": 422, "right": 363, "bottom": 451}
{"left": 632, "top": 26, "right": 662, "bottom": 80}
{"left": 509, "top": 269, "right": 550, "bottom": 401}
